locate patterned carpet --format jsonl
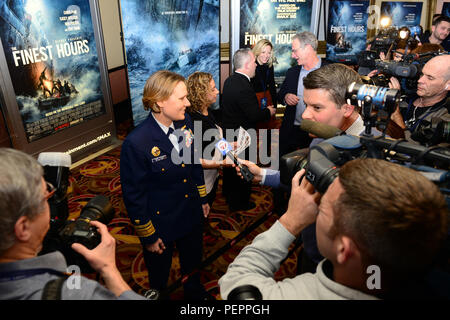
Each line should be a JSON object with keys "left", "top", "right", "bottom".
{"left": 66, "top": 135, "right": 300, "bottom": 299}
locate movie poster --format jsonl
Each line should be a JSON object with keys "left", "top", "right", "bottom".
{"left": 326, "top": 0, "right": 369, "bottom": 64}
{"left": 380, "top": 1, "right": 423, "bottom": 28}
{"left": 120, "top": 0, "right": 220, "bottom": 126}
{"left": 0, "top": 0, "right": 106, "bottom": 143}
{"left": 442, "top": 3, "right": 450, "bottom": 17}
{"left": 239, "top": 0, "right": 313, "bottom": 85}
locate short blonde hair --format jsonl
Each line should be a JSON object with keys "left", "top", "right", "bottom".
{"left": 187, "top": 72, "right": 213, "bottom": 113}
{"left": 252, "top": 39, "right": 275, "bottom": 67}
{"left": 142, "top": 70, "right": 186, "bottom": 113}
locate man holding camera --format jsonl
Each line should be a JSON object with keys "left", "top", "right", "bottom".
{"left": 238, "top": 63, "right": 369, "bottom": 273}
{"left": 219, "top": 158, "right": 448, "bottom": 299}
{"left": 0, "top": 148, "right": 144, "bottom": 300}
{"left": 389, "top": 54, "right": 450, "bottom": 143}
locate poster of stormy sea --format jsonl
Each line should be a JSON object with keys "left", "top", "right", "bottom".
{"left": 239, "top": 0, "right": 313, "bottom": 85}
{"left": 326, "top": 0, "right": 369, "bottom": 64}
{"left": 120, "top": 0, "right": 220, "bottom": 126}
{"left": 0, "top": 0, "right": 106, "bottom": 142}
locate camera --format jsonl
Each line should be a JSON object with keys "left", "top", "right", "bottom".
{"left": 375, "top": 60, "right": 419, "bottom": 79}
{"left": 410, "top": 118, "right": 450, "bottom": 147}
{"left": 280, "top": 135, "right": 362, "bottom": 193}
{"left": 371, "top": 51, "right": 445, "bottom": 92}
{"left": 372, "top": 27, "right": 399, "bottom": 55}
{"left": 38, "top": 152, "right": 115, "bottom": 271}
{"left": 42, "top": 194, "right": 115, "bottom": 271}
{"left": 282, "top": 133, "right": 450, "bottom": 193}
{"left": 42, "top": 194, "right": 115, "bottom": 272}
{"left": 280, "top": 82, "right": 450, "bottom": 193}
{"left": 346, "top": 83, "right": 400, "bottom": 133}
{"left": 227, "top": 285, "right": 262, "bottom": 300}
{"left": 59, "top": 195, "right": 114, "bottom": 249}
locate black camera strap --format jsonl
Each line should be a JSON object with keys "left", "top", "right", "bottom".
{"left": 41, "top": 277, "right": 68, "bottom": 300}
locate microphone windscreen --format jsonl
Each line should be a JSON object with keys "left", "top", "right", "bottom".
{"left": 300, "top": 119, "right": 343, "bottom": 139}
{"left": 38, "top": 152, "right": 72, "bottom": 167}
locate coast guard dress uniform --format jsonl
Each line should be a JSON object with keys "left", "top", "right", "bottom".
{"left": 120, "top": 112, "right": 208, "bottom": 299}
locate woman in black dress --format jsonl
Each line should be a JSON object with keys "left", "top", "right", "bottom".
{"left": 251, "top": 39, "right": 277, "bottom": 113}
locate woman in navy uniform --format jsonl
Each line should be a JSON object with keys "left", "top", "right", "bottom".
{"left": 120, "top": 70, "right": 210, "bottom": 299}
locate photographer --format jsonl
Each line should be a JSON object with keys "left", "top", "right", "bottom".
{"left": 388, "top": 54, "right": 450, "bottom": 143}
{"left": 236, "top": 64, "right": 379, "bottom": 273}
{"left": 249, "top": 63, "right": 366, "bottom": 188}
{"left": 0, "top": 148, "right": 144, "bottom": 300}
{"left": 219, "top": 158, "right": 448, "bottom": 299}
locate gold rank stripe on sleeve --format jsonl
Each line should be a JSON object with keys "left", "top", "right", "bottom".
{"left": 197, "top": 185, "right": 207, "bottom": 197}
{"left": 133, "top": 220, "right": 156, "bottom": 238}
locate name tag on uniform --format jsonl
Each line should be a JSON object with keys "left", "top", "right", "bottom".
{"left": 152, "top": 155, "right": 168, "bottom": 163}
{"left": 215, "top": 138, "right": 232, "bottom": 156}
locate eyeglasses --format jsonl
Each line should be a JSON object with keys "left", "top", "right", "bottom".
{"left": 44, "top": 181, "right": 56, "bottom": 201}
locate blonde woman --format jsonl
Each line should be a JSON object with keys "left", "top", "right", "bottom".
{"left": 251, "top": 39, "right": 277, "bottom": 111}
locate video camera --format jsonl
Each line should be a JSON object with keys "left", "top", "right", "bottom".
{"left": 370, "top": 51, "right": 446, "bottom": 92}
{"left": 38, "top": 152, "right": 115, "bottom": 271}
{"left": 410, "top": 117, "right": 450, "bottom": 147}
{"left": 280, "top": 83, "right": 450, "bottom": 193}
{"left": 371, "top": 26, "right": 400, "bottom": 55}
{"left": 358, "top": 25, "right": 420, "bottom": 67}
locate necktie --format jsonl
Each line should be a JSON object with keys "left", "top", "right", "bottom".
{"left": 167, "top": 127, "right": 183, "bottom": 156}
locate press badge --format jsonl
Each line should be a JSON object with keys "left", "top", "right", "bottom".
{"left": 260, "top": 97, "right": 267, "bottom": 109}
{"left": 215, "top": 138, "right": 232, "bottom": 156}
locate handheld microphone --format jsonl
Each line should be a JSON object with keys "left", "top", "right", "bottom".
{"left": 215, "top": 138, "right": 254, "bottom": 182}
{"left": 226, "top": 150, "right": 254, "bottom": 182}
{"left": 300, "top": 119, "right": 344, "bottom": 139}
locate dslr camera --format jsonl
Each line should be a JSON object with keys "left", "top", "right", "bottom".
{"left": 38, "top": 153, "right": 115, "bottom": 271}
{"left": 58, "top": 195, "right": 114, "bottom": 249}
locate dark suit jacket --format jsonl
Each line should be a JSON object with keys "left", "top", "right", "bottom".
{"left": 221, "top": 72, "right": 271, "bottom": 130}
{"left": 278, "top": 59, "right": 331, "bottom": 133}
{"left": 120, "top": 113, "right": 207, "bottom": 245}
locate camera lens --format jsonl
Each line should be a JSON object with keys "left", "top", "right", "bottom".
{"left": 228, "top": 285, "right": 262, "bottom": 300}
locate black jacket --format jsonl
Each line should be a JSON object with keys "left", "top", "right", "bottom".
{"left": 250, "top": 61, "right": 277, "bottom": 106}
{"left": 221, "top": 72, "right": 271, "bottom": 130}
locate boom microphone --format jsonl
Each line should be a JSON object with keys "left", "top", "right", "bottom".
{"left": 300, "top": 119, "right": 344, "bottom": 139}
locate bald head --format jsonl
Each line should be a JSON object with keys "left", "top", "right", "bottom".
{"left": 417, "top": 55, "right": 450, "bottom": 99}
{"left": 426, "top": 55, "right": 450, "bottom": 81}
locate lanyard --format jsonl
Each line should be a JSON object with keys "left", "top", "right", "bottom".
{"left": 0, "top": 268, "right": 66, "bottom": 283}
{"left": 406, "top": 98, "right": 445, "bottom": 132}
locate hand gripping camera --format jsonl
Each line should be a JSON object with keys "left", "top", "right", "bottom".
{"left": 38, "top": 152, "right": 115, "bottom": 271}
